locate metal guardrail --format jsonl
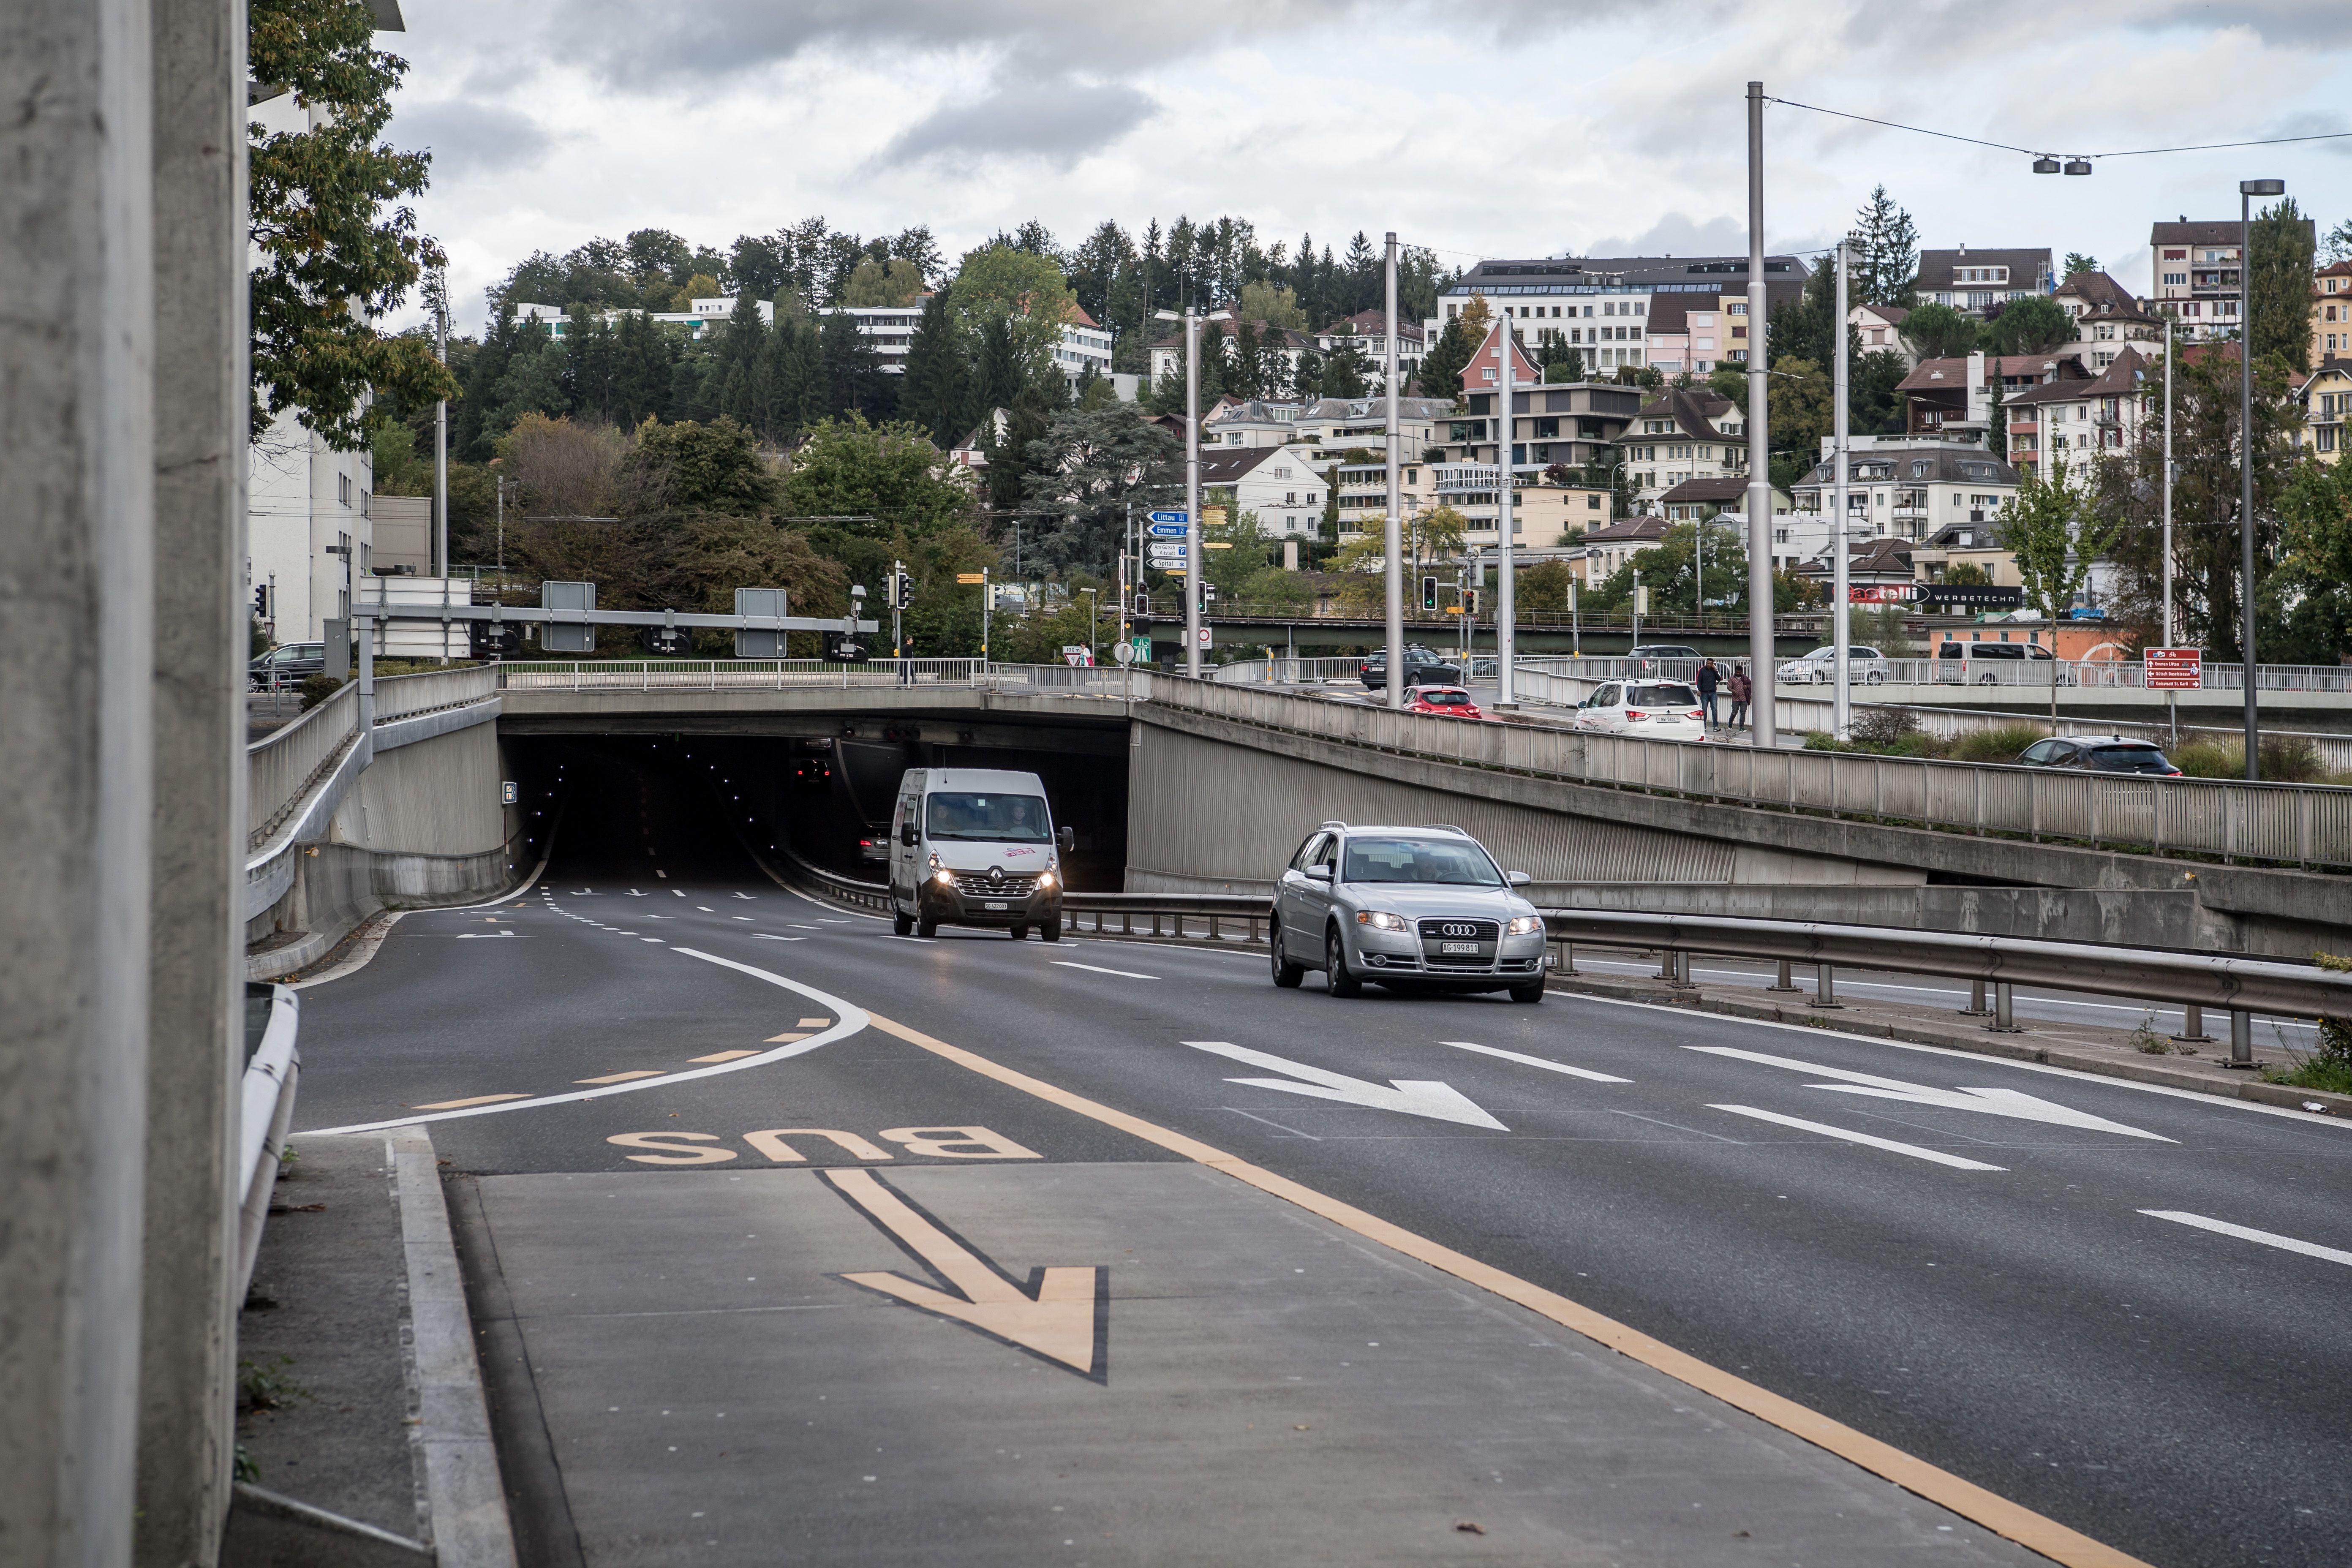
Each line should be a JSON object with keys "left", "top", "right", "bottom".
{"left": 1151, "top": 676, "right": 2352, "bottom": 870}
{"left": 373, "top": 662, "right": 498, "bottom": 721}
{"left": 235, "top": 982, "right": 299, "bottom": 1301}
{"left": 1522, "top": 653, "right": 2352, "bottom": 694}
{"left": 495, "top": 659, "right": 1149, "bottom": 698}
{"left": 773, "top": 855, "right": 1275, "bottom": 942}
{"left": 1888, "top": 705, "right": 2352, "bottom": 772}
{"left": 246, "top": 681, "right": 358, "bottom": 847}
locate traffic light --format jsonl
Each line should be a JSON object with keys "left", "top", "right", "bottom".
{"left": 1463, "top": 588, "right": 1479, "bottom": 617}
{"left": 252, "top": 585, "right": 269, "bottom": 618}
{"left": 1421, "top": 575, "right": 1438, "bottom": 611}
{"left": 889, "top": 569, "right": 913, "bottom": 610}
{"left": 1133, "top": 591, "right": 1152, "bottom": 615}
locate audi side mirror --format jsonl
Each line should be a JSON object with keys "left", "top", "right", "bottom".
{"left": 1507, "top": 871, "right": 1532, "bottom": 886}
{"left": 1304, "top": 865, "right": 1333, "bottom": 882}
{"left": 899, "top": 824, "right": 917, "bottom": 847}
{"left": 1057, "top": 825, "right": 1075, "bottom": 853}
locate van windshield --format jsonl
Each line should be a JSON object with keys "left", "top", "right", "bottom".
{"left": 926, "top": 792, "right": 1051, "bottom": 842}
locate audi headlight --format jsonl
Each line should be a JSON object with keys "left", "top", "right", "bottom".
{"left": 1356, "top": 910, "right": 1406, "bottom": 931}
{"left": 1507, "top": 915, "right": 1544, "bottom": 936}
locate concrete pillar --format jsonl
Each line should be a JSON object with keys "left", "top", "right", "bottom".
{"left": 135, "top": 0, "right": 248, "bottom": 1555}
{"left": 0, "top": 4, "right": 158, "bottom": 1568}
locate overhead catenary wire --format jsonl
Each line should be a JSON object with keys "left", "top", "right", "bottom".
{"left": 1766, "top": 95, "right": 2352, "bottom": 166}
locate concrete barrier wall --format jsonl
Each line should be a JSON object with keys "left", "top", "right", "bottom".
{"left": 1125, "top": 719, "right": 1921, "bottom": 896}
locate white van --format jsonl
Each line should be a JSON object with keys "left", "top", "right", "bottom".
{"left": 889, "top": 768, "right": 1072, "bottom": 940}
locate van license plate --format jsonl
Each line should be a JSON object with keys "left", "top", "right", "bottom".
{"left": 984, "top": 901, "right": 1010, "bottom": 911}
{"left": 1440, "top": 941, "right": 1480, "bottom": 954}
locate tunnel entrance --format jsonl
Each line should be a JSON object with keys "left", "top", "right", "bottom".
{"left": 501, "top": 732, "right": 1130, "bottom": 893}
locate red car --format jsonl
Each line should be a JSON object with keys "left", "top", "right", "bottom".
{"left": 1405, "top": 685, "right": 1485, "bottom": 719}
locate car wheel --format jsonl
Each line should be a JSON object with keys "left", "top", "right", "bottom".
{"left": 1325, "top": 927, "right": 1362, "bottom": 997}
{"left": 1508, "top": 980, "right": 1547, "bottom": 1004}
{"left": 1041, "top": 916, "right": 1062, "bottom": 943}
{"left": 1011, "top": 923, "right": 1029, "bottom": 940}
{"left": 915, "top": 917, "right": 938, "bottom": 939}
{"left": 892, "top": 910, "right": 913, "bottom": 937}
{"left": 1977, "top": 673, "right": 1998, "bottom": 685}
{"left": 1271, "top": 923, "right": 1305, "bottom": 988}
{"left": 1864, "top": 670, "right": 1885, "bottom": 686}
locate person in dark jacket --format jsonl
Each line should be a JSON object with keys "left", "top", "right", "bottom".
{"left": 1727, "top": 666, "right": 1751, "bottom": 729}
{"left": 1696, "top": 658, "right": 1721, "bottom": 729}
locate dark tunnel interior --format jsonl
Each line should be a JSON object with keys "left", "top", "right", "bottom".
{"left": 503, "top": 732, "right": 1132, "bottom": 892}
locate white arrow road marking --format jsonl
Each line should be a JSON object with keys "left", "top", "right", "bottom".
{"left": 1687, "top": 1045, "right": 2173, "bottom": 1141}
{"left": 826, "top": 1168, "right": 1106, "bottom": 1380}
{"left": 1711, "top": 1106, "right": 2009, "bottom": 1171}
{"left": 1439, "top": 1040, "right": 1630, "bottom": 1083}
{"left": 732, "top": 892, "right": 757, "bottom": 899}
{"left": 1180, "top": 1040, "right": 1507, "bottom": 1130}
{"left": 625, "top": 889, "right": 646, "bottom": 896}
{"left": 2140, "top": 1211, "right": 2352, "bottom": 1268}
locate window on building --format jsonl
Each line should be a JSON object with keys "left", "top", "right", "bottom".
{"left": 337, "top": 472, "right": 352, "bottom": 507}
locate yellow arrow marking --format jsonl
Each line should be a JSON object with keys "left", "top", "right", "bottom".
{"left": 825, "top": 1168, "right": 1105, "bottom": 1381}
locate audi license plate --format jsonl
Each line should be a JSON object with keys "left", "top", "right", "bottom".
{"left": 984, "top": 900, "right": 1010, "bottom": 911}
{"left": 1440, "top": 940, "right": 1481, "bottom": 955}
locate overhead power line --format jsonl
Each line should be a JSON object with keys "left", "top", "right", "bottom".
{"left": 1766, "top": 95, "right": 2352, "bottom": 168}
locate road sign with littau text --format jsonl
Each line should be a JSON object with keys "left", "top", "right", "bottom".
{"left": 1148, "top": 510, "right": 1188, "bottom": 524}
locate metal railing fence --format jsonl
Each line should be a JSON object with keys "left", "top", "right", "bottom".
{"left": 373, "top": 662, "right": 498, "bottom": 721}
{"left": 245, "top": 682, "right": 358, "bottom": 848}
{"left": 1519, "top": 653, "right": 2352, "bottom": 694}
{"left": 1150, "top": 676, "right": 2352, "bottom": 870}
{"left": 493, "top": 659, "right": 1147, "bottom": 698}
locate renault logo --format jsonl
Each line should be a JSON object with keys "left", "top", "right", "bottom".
{"left": 1441, "top": 923, "right": 1475, "bottom": 937}
{"left": 988, "top": 866, "right": 1004, "bottom": 885}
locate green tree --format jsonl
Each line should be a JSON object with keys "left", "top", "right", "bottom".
{"left": 1418, "top": 315, "right": 1478, "bottom": 403}
{"left": 1852, "top": 185, "right": 1920, "bottom": 307}
{"left": 1983, "top": 294, "right": 2072, "bottom": 355}
{"left": 1767, "top": 356, "right": 1832, "bottom": 476}
{"left": 1237, "top": 280, "right": 1308, "bottom": 331}
{"left": 782, "top": 414, "right": 977, "bottom": 538}
{"left": 949, "top": 244, "right": 1077, "bottom": 381}
{"left": 2002, "top": 459, "right": 2120, "bottom": 717}
{"left": 248, "top": 0, "right": 457, "bottom": 444}
{"left": 1018, "top": 408, "right": 1180, "bottom": 573}
{"left": 1900, "top": 302, "right": 1979, "bottom": 360}
{"left": 819, "top": 307, "right": 893, "bottom": 420}
{"left": 841, "top": 257, "right": 926, "bottom": 308}
{"left": 2268, "top": 454, "right": 2352, "bottom": 664}
{"left": 2250, "top": 197, "right": 2317, "bottom": 373}
{"left": 1767, "top": 264, "right": 1841, "bottom": 372}
{"left": 898, "top": 290, "right": 970, "bottom": 446}
{"left": 2063, "top": 253, "right": 2099, "bottom": 280}
{"left": 2326, "top": 218, "right": 2352, "bottom": 266}
{"left": 631, "top": 417, "right": 778, "bottom": 515}
{"left": 678, "top": 272, "right": 724, "bottom": 305}
{"left": 1853, "top": 349, "right": 1910, "bottom": 435}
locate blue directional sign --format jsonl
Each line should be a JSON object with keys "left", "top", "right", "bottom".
{"left": 1148, "top": 510, "right": 1189, "bottom": 525}
{"left": 1146, "top": 522, "right": 1188, "bottom": 538}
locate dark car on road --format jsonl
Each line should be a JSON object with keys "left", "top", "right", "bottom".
{"left": 2015, "top": 736, "right": 2182, "bottom": 776}
{"left": 1360, "top": 647, "right": 1463, "bottom": 689}
{"left": 248, "top": 641, "right": 325, "bottom": 690}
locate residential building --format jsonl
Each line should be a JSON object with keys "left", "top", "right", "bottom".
{"left": 1197, "top": 446, "right": 1331, "bottom": 539}
{"left": 1655, "top": 474, "right": 1788, "bottom": 523}
{"left": 1331, "top": 458, "right": 1434, "bottom": 536}
{"left": 1314, "top": 310, "right": 1424, "bottom": 389}
{"left": 1572, "top": 516, "right": 1670, "bottom": 582}
{"left": 1051, "top": 304, "right": 1116, "bottom": 386}
{"left": 1790, "top": 438, "right": 2021, "bottom": 548}
{"left": 2004, "top": 346, "right": 2153, "bottom": 478}
{"left": 1617, "top": 387, "right": 1748, "bottom": 512}
{"left": 1425, "top": 253, "right": 1810, "bottom": 378}
{"left": 1791, "top": 537, "right": 1915, "bottom": 596}
{"left": 1294, "top": 396, "right": 1454, "bottom": 463}
{"left": 1851, "top": 302, "right": 1915, "bottom": 368}
{"left": 2052, "top": 272, "right": 2164, "bottom": 368}
{"left": 1912, "top": 246, "right": 2054, "bottom": 316}
{"left": 1145, "top": 319, "right": 1313, "bottom": 392}
{"left": 1898, "top": 350, "right": 2088, "bottom": 442}
{"left": 1425, "top": 327, "right": 1641, "bottom": 476}
{"left": 2150, "top": 219, "right": 2272, "bottom": 340}
{"left": 1201, "top": 397, "right": 1304, "bottom": 448}
{"left": 2314, "top": 260, "right": 2352, "bottom": 361}
{"left": 2293, "top": 357, "right": 2351, "bottom": 466}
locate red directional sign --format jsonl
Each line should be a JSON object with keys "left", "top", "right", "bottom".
{"left": 2143, "top": 647, "right": 2202, "bottom": 690}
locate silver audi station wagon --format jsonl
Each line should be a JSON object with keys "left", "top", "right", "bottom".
{"left": 1269, "top": 823, "right": 1550, "bottom": 1002}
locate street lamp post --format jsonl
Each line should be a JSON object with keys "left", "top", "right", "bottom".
{"left": 2238, "top": 178, "right": 2282, "bottom": 781}
{"left": 1384, "top": 234, "right": 1405, "bottom": 710}
{"left": 2162, "top": 313, "right": 2176, "bottom": 749}
{"left": 1155, "top": 305, "right": 1230, "bottom": 679}
{"left": 1745, "top": 81, "right": 1777, "bottom": 749}
{"left": 1496, "top": 318, "right": 1518, "bottom": 707}
{"left": 1832, "top": 231, "right": 1854, "bottom": 740}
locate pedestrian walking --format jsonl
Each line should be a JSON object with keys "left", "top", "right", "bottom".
{"left": 1727, "top": 665, "right": 1751, "bottom": 730}
{"left": 1696, "top": 657, "right": 1721, "bottom": 729}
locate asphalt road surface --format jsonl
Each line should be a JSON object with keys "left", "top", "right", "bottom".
{"left": 293, "top": 747, "right": 2352, "bottom": 1568}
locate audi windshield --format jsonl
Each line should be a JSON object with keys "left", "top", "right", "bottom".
{"left": 925, "top": 793, "right": 1051, "bottom": 842}
{"left": 1340, "top": 837, "right": 1503, "bottom": 886}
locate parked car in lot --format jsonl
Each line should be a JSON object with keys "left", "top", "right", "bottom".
{"left": 1776, "top": 645, "right": 1890, "bottom": 685}
{"left": 1404, "top": 685, "right": 1485, "bottom": 719}
{"left": 248, "top": 641, "right": 325, "bottom": 690}
{"left": 1572, "top": 679, "right": 1707, "bottom": 740}
{"left": 1360, "top": 647, "right": 1463, "bottom": 688}
{"left": 2015, "top": 736, "right": 2181, "bottom": 776}
{"left": 1934, "top": 640, "right": 2072, "bottom": 684}
{"left": 1270, "top": 822, "right": 1549, "bottom": 1002}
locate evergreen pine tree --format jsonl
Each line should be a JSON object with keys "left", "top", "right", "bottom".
{"left": 900, "top": 290, "right": 969, "bottom": 446}
{"left": 615, "top": 310, "right": 673, "bottom": 425}
{"left": 971, "top": 316, "right": 1023, "bottom": 430}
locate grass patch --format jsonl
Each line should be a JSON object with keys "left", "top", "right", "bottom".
{"left": 2172, "top": 736, "right": 2352, "bottom": 785}
{"left": 2260, "top": 953, "right": 2352, "bottom": 1093}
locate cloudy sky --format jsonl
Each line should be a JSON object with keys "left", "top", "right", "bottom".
{"left": 378, "top": 0, "right": 2352, "bottom": 333}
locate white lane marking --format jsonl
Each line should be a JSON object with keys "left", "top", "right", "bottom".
{"left": 880, "top": 934, "right": 937, "bottom": 945}
{"left": 751, "top": 934, "right": 806, "bottom": 942}
{"left": 1438, "top": 1039, "right": 1630, "bottom": 1083}
{"left": 455, "top": 931, "right": 517, "bottom": 939}
{"left": 641, "top": 937, "right": 664, "bottom": 943}
{"left": 817, "top": 919, "right": 852, "bottom": 924}
{"left": 789, "top": 924, "right": 823, "bottom": 931}
{"left": 1686, "top": 1045, "right": 2172, "bottom": 1141}
{"left": 1710, "top": 1105, "right": 2009, "bottom": 1171}
{"left": 1549, "top": 989, "right": 2352, "bottom": 1132}
{"left": 1221, "top": 1107, "right": 1323, "bottom": 1141}
{"left": 1180, "top": 1040, "right": 1507, "bottom": 1130}
{"left": 732, "top": 892, "right": 757, "bottom": 900}
{"left": 2139, "top": 1210, "right": 2352, "bottom": 1268}
{"left": 732, "top": 915, "right": 753, "bottom": 921}
{"left": 697, "top": 906, "right": 715, "bottom": 912}
{"left": 1051, "top": 960, "right": 1159, "bottom": 980}
{"left": 302, "top": 951, "right": 868, "bottom": 1135}
{"left": 673, "top": 889, "right": 686, "bottom": 897}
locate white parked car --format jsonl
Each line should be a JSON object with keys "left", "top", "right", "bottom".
{"left": 1775, "top": 645, "right": 1890, "bottom": 685}
{"left": 1572, "top": 679, "right": 1707, "bottom": 739}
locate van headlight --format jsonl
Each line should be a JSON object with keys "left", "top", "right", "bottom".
{"left": 1507, "top": 915, "right": 1544, "bottom": 936}
{"left": 1356, "top": 910, "right": 1406, "bottom": 931}
{"left": 1038, "top": 869, "right": 1056, "bottom": 890}
{"left": 934, "top": 866, "right": 954, "bottom": 885}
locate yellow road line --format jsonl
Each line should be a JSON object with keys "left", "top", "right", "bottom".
{"left": 575, "top": 1070, "right": 664, "bottom": 1085}
{"left": 411, "top": 1092, "right": 530, "bottom": 1111}
{"left": 691, "top": 1049, "right": 761, "bottom": 1064}
{"left": 796, "top": 1016, "right": 832, "bottom": 1027}
{"left": 861, "top": 1009, "right": 2151, "bottom": 1568}
{"left": 763, "top": 1032, "right": 812, "bottom": 1044}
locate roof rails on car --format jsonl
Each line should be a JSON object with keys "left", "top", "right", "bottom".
{"left": 1419, "top": 824, "right": 1468, "bottom": 835}
{"left": 1318, "top": 820, "right": 1348, "bottom": 831}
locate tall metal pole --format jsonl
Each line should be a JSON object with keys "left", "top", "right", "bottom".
{"left": 1745, "top": 81, "right": 1777, "bottom": 747}
{"left": 1185, "top": 307, "right": 1203, "bottom": 679}
{"left": 1384, "top": 234, "right": 1405, "bottom": 709}
{"left": 2238, "top": 183, "right": 2268, "bottom": 781}
{"left": 1497, "top": 317, "right": 1518, "bottom": 705}
{"left": 434, "top": 273, "right": 448, "bottom": 580}
{"left": 2163, "top": 315, "right": 2176, "bottom": 749}
{"left": 1832, "top": 234, "right": 1852, "bottom": 740}
{"left": 1118, "top": 496, "right": 1131, "bottom": 663}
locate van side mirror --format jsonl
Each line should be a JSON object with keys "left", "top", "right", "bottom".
{"left": 899, "top": 823, "right": 917, "bottom": 847}
{"left": 1304, "top": 864, "right": 1333, "bottom": 883}
{"left": 1057, "top": 825, "right": 1075, "bottom": 853}
{"left": 1507, "top": 871, "right": 1532, "bottom": 886}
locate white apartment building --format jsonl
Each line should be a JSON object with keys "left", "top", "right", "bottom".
{"left": 1850, "top": 302, "right": 1917, "bottom": 368}
{"left": 1617, "top": 388, "right": 1748, "bottom": 513}
{"left": 1428, "top": 254, "right": 1808, "bottom": 379}
{"left": 1788, "top": 436, "right": 2020, "bottom": 553}
{"left": 2006, "top": 346, "right": 2152, "bottom": 478}
{"left": 2148, "top": 220, "right": 2247, "bottom": 341}
{"left": 2051, "top": 272, "right": 2165, "bottom": 370}
{"left": 1196, "top": 446, "right": 1330, "bottom": 539}
{"left": 1912, "top": 247, "right": 2054, "bottom": 316}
